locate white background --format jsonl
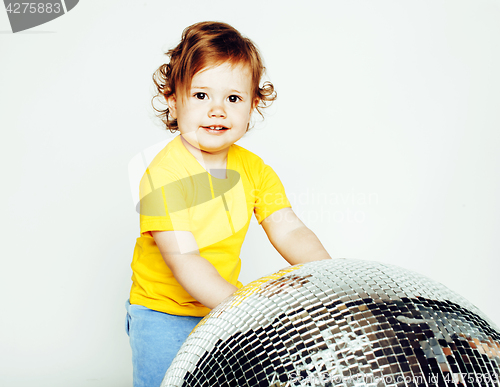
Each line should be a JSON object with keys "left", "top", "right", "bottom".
{"left": 1, "top": 0, "right": 499, "bottom": 386}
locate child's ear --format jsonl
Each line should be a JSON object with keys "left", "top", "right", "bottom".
{"left": 252, "top": 98, "right": 259, "bottom": 111}
{"left": 167, "top": 94, "right": 177, "bottom": 119}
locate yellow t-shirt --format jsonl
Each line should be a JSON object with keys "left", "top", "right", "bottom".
{"left": 129, "top": 135, "right": 291, "bottom": 317}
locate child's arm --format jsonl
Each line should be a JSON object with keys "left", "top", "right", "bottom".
{"left": 260, "top": 208, "right": 332, "bottom": 265}
{"left": 152, "top": 230, "right": 238, "bottom": 309}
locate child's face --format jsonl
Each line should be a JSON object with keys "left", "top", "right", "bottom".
{"left": 168, "top": 62, "right": 257, "bottom": 160}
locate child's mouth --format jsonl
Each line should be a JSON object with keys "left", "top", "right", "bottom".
{"left": 204, "top": 126, "right": 229, "bottom": 132}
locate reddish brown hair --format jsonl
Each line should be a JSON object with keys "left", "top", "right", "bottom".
{"left": 152, "top": 21, "right": 276, "bottom": 133}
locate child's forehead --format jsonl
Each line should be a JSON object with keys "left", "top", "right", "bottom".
{"left": 192, "top": 61, "right": 251, "bottom": 80}
{"left": 188, "top": 61, "right": 253, "bottom": 89}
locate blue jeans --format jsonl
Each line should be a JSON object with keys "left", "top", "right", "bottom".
{"left": 125, "top": 300, "right": 203, "bottom": 387}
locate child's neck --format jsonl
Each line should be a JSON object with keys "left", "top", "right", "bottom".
{"left": 180, "top": 136, "right": 228, "bottom": 176}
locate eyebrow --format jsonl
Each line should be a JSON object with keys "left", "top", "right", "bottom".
{"left": 190, "top": 86, "right": 248, "bottom": 95}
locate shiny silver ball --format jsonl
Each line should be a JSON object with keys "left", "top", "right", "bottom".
{"left": 161, "top": 259, "right": 500, "bottom": 387}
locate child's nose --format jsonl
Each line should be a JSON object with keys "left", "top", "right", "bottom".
{"left": 208, "top": 102, "right": 226, "bottom": 118}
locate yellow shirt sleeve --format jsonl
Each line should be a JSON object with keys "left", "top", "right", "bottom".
{"left": 138, "top": 166, "right": 191, "bottom": 236}
{"left": 253, "top": 163, "right": 291, "bottom": 224}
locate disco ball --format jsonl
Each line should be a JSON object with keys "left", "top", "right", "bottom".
{"left": 161, "top": 259, "right": 500, "bottom": 387}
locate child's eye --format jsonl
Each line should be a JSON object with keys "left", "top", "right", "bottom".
{"left": 194, "top": 92, "right": 207, "bottom": 100}
{"left": 228, "top": 95, "right": 241, "bottom": 103}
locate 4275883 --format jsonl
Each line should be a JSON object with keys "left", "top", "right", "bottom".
{"left": 5, "top": 2, "right": 62, "bottom": 14}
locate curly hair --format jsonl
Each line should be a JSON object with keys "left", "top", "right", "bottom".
{"left": 152, "top": 21, "right": 277, "bottom": 133}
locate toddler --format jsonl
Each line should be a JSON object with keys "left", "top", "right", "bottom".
{"left": 126, "top": 21, "right": 331, "bottom": 387}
